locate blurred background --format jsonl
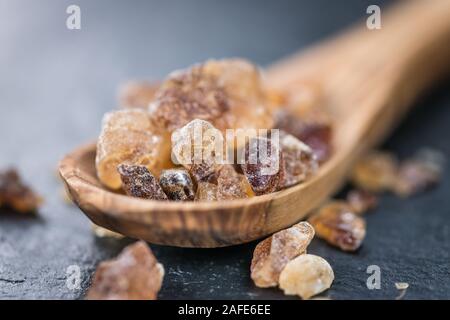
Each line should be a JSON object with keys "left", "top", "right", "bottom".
{"left": 1, "top": 0, "right": 449, "bottom": 299}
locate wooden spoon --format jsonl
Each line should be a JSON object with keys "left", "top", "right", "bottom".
{"left": 59, "top": 0, "right": 450, "bottom": 247}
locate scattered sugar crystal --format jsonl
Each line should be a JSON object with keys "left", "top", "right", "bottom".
{"left": 250, "top": 222, "right": 315, "bottom": 288}
{"left": 279, "top": 254, "right": 334, "bottom": 299}
{"left": 393, "top": 148, "right": 444, "bottom": 197}
{"left": 350, "top": 151, "right": 397, "bottom": 192}
{"left": 308, "top": 201, "right": 366, "bottom": 251}
{"left": 346, "top": 189, "right": 378, "bottom": 214}
{"left": 0, "top": 168, "right": 42, "bottom": 213}
{"left": 86, "top": 241, "right": 164, "bottom": 300}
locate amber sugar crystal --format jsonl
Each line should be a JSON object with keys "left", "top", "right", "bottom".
{"left": 117, "top": 164, "right": 168, "bottom": 200}
{"left": 86, "top": 241, "right": 164, "bottom": 300}
{"left": 97, "top": 59, "right": 336, "bottom": 201}
{"left": 217, "top": 165, "right": 254, "bottom": 200}
{"left": 96, "top": 109, "right": 172, "bottom": 190}
{"left": 308, "top": 201, "right": 366, "bottom": 252}
{"left": 148, "top": 58, "right": 273, "bottom": 134}
{"left": 393, "top": 148, "right": 444, "bottom": 197}
{"left": 274, "top": 108, "right": 333, "bottom": 164}
{"left": 241, "top": 136, "right": 284, "bottom": 195}
{"left": 159, "top": 169, "right": 195, "bottom": 201}
{"left": 350, "top": 151, "right": 398, "bottom": 192}
{"left": 194, "top": 182, "right": 218, "bottom": 201}
{"left": 278, "top": 130, "right": 318, "bottom": 188}
{"left": 346, "top": 189, "right": 378, "bottom": 214}
{"left": 171, "top": 119, "right": 225, "bottom": 184}
{"left": 0, "top": 168, "right": 42, "bottom": 213}
{"left": 279, "top": 254, "right": 334, "bottom": 299}
{"left": 250, "top": 221, "right": 315, "bottom": 288}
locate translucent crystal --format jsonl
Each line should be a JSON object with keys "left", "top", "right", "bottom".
{"left": 0, "top": 168, "right": 42, "bottom": 213}
{"left": 171, "top": 119, "right": 224, "bottom": 183}
{"left": 117, "top": 164, "right": 167, "bottom": 200}
{"left": 278, "top": 131, "right": 318, "bottom": 188}
{"left": 308, "top": 201, "right": 366, "bottom": 252}
{"left": 346, "top": 189, "right": 378, "bottom": 214}
{"left": 159, "top": 169, "right": 195, "bottom": 201}
{"left": 350, "top": 151, "right": 397, "bottom": 192}
{"left": 194, "top": 182, "right": 218, "bottom": 201}
{"left": 393, "top": 149, "right": 444, "bottom": 197}
{"left": 96, "top": 109, "right": 172, "bottom": 190}
{"left": 148, "top": 59, "right": 273, "bottom": 133}
{"left": 189, "top": 163, "right": 220, "bottom": 184}
{"left": 86, "top": 241, "right": 164, "bottom": 300}
{"left": 250, "top": 222, "right": 315, "bottom": 288}
{"left": 240, "top": 136, "right": 284, "bottom": 195}
{"left": 274, "top": 109, "right": 332, "bottom": 163}
{"left": 279, "top": 254, "right": 334, "bottom": 300}
{"left": 118, "top": 81, "right": 159, "bottom": 109}
{"left": 217, "top": 165, "right": 254, "bottom": 200}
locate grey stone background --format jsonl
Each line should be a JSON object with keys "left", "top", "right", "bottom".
{"left": 0, "top": 0, "right": 449, "bottom": 299}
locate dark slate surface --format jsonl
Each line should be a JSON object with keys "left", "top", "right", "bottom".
{"left": 0, "top": 0, "right": 449, "bottom": 300}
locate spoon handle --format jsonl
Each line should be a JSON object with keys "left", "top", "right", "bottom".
{"left": 269, "top": 0, "right": 450, "bottom": 97}
{"left": 269, "top": 0, "right": 450, "bottom": 149}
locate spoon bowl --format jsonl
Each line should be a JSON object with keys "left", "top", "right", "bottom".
{"left": 59, "top": 141, "right": 347, "bottom": 247}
